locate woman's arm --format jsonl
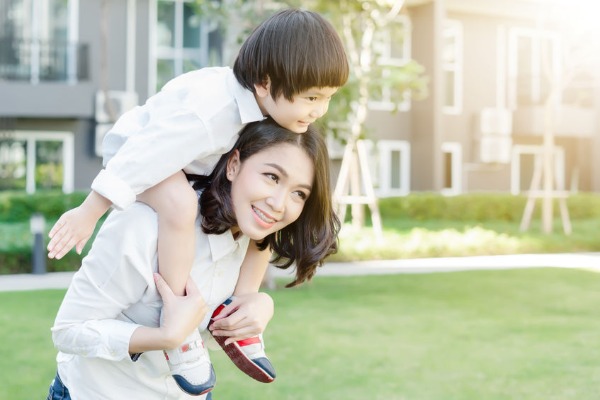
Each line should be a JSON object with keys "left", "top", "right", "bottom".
{"left": 52, "top": 205, "right": 206, "bottom": 360}
{"left": 129, "top": 274, "right": 207, "bottom": 353}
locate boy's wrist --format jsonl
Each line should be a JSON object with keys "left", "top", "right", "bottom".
{"left": 81, "top": 191, "right": 112, "bottom": 220}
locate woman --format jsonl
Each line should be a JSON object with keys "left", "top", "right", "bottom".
{"left": 47, "top": 118, "right": 339, "bottom": 399}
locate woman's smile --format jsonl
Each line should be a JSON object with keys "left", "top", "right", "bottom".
{"left": 252, "top": 205, "right": 277, "bottom": 228}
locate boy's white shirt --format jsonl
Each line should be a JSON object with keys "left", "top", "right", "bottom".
{"left": 51, "top": 203, "right": 250, "bottom": 399}
{"left": 92, "top": 67, "right": 265, "bottom": 209}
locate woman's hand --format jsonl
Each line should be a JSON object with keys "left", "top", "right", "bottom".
{"left": 155, "top": 273, "right": 208, "bottom": 348}
{"left": 209, "top": 293, "right": 274, "bottom": 345}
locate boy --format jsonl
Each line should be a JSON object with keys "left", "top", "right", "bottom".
{"left": 47, "top": 8, "right": 348, "bottom": 396}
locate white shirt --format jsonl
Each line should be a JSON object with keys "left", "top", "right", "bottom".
{"left": 93, "top": 67, "right": 265, "bottom": 209}
{"left": 51, "top": 203, "right": 250, "bottom": 399}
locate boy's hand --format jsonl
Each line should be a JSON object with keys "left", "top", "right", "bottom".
{"left": 47, "top": 207, "right": 96, "bottom": 259}
{"left": 47, "top": 191, "right": 111, "bottom": 259}
{"left": 209, "top": 293, "right": 274, "bottom": 345}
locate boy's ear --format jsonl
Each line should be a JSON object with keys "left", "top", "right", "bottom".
{"left": 254, "top": 76, "right": 271, "bottom": 98}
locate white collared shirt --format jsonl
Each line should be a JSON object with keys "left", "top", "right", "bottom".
{"left": 51, "top": 203, "right": 250, "bottom": 399}
{"left": 92, "top": 67, "right": 265, "bottom": 209}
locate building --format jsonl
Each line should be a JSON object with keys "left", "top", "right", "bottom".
{"left": 1, "top": 0, "right": 599, "bottom": 196}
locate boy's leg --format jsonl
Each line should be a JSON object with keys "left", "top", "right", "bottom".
{"left": 139, "top": 171, "right": 215, "bottom": 395}
{"left": 210, "top": 244, "right": 276, "bottom": 383}
{"left": 233, "top": 242, "right": 271, "bottom": 295}
{"left": 137, "top": 171, "right": 197, "bottom": 296}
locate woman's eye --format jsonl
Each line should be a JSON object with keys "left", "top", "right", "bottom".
{"left": 265, "top": 173, "right": 279, "bottom": 182}
{"left": 294, "top": 191, "right": 308, "bottom": 200}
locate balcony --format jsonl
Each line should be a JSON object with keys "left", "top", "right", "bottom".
{"left": 512, "top": 105, "right": 597, "bottom": 137}
{"left": 0, "top": 37, "right": 89, "bottom": 83}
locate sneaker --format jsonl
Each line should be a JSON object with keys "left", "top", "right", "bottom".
{"left": 164, "top": 328, "right": 216, "bottom": 395}
{"left": 208, "top": 297, "right": 276, "bottom": 383}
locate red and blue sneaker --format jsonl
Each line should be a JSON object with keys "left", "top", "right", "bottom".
{"left": 209, "top": 297, "right": 276, "bottom": 383}
{"left": 164, "top": 328, "right": 216, "bottom": 396}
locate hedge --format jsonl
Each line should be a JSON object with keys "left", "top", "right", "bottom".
{"left": 0, "top": 190, "right": 88, "bottom": 223}
{"left": 2, "top": 191, "right": 600, "bottom": 275}
{"left": 378, "top": 192, "right": 600, "bottom": 222}
{"left": 0, "top": 190, "right": 93, "bottom": 274}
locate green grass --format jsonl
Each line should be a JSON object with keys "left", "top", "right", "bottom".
{"left": 5, "top": 269, "right": 600, "bottom": 399}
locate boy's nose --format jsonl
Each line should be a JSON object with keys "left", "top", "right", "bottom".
{"left": 310, "top": 103, "right": 327, "bottom": 119}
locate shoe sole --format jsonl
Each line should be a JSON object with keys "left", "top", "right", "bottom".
{"left": 172, "top": 364, "right": 216, "bottom": 396}
{"left": 210, "top": 333, "right": 275, "bottom": 383}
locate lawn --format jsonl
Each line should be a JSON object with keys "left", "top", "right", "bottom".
{"left": 4, "top": 269, "right": 600, "bottom": 399}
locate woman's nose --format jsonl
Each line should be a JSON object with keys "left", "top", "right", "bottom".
{"left": 266, "top": 191, "right": 286, "bottom": 212}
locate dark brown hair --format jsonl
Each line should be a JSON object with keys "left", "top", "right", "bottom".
{"left": 233, "top": 8, "right": 349, "bottom": 101}
{"left": 190, "top": 118, "right": 339, "bottom": 287}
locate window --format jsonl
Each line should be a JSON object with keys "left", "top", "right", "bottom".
{"left": 369, "top": 15, "right": 411, "bottom": 111}
{"left": 374, "top": 140, "right": 411, "bottom": 197}
{"left": 442, "top": 20, "right": 463, "bottom": 114}
{"left": 510, "top": 145, "right": 564, "bottom": 195}
{"left": 441, "top": 142, "right": 462, "bottom": 195}
{"left": 151, "top": 0, "right": 222, "bottom": 93}
{"left": 0, "top": 131, "right": 73, "bottom": 193}
{"left": 0, "top": 0, "right": 81, "bottom": 83}
{"left": 508, "top": 28, "right": 561, "bottom": 108}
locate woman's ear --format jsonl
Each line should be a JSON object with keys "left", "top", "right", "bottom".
{"left": 254, "top": 76, "right": 271, "bottom": 99}
{"left": 226, "top": 150, "right": 241, "bottom": 181}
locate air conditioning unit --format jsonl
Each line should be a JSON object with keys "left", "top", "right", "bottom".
{"left": 480, "top": 136, "right": 512, "bottom": 164}
{"left": 94, "top": 123, "right": 112, "bottom": 158}
{"left": 95, "top": 91, "right": 138, "bottom": 123}
{"left": 480, "top": 107, "right": 512, "bottom": 136}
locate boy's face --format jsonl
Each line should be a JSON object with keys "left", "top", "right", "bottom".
{"left": 254, "top": 83, "right": 339, "bottom": 133}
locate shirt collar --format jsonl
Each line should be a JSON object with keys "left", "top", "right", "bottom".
{"left": 207, "top": 230, "right": 249, "bottom": 262}
{"left": 226, "top": 69, "right": 265, "bottom": 124}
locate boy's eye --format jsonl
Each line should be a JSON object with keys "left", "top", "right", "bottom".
{"left": 307, "top": 96, "right": 318, "bottom": 102}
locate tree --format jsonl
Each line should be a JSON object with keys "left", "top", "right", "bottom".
{"left": 520, "top": 0, "right": 600, "bottom": 235}
{"left": 310, "top": 1, "right": 428, "bottom": 234}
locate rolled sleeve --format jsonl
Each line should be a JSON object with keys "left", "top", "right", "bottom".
{"left": 91, "top": 169, "right": 137, "bottom": 210}
{"left": 52, "top": 319, "right": 140, "bottom": 361}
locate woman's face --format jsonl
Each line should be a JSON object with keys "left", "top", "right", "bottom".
{"left": 227, "top": 143, "right": 314, "bottom": 241}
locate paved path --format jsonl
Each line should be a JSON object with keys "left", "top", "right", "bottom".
{"left": 2, "top": 253, "right": 600, "bottom": 292}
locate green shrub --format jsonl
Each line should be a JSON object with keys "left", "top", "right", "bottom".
{"left": 0, "top": 250, "right": 83, "bottom": 274}
{"left": 378, "top": 192, "right": 600, "bottom": 222}
{"left": 0, "top": 190, "right": 88, "bottom": 222}
{"left": 2, "top": 191, "right": 600, "bottom": 275}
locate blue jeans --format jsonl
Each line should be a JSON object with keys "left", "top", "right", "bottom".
{"left": 46, "top": 372, "right": 71, "bottom": 400}
{"left": 44, "top": 371, "right": 214, "bottom": 399}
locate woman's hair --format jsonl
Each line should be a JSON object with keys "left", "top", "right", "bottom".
{"left": 233, "top": 8, "right": 349, "bottom": 101}
{"left": 190, "top": 118, "right": 339, "bottom": 287}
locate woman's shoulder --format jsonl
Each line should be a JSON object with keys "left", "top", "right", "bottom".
{"left": 104, "top": 203, "right": 159, "bottom": 237}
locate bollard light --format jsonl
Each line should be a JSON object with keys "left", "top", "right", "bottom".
{"left": 30, "top": 213, "right": 47, "bottom": 275}
{"left": 30, "top": 213, "right": 45, "bottom": 234}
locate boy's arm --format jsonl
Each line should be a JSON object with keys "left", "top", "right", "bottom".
{"left": 208, "top": 243, "right": 273, "bottom": 344}
{"left": 47, "top": 190, "right": 112, "bottom": 259}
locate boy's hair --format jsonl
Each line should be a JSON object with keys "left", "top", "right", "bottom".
{"left": 233, "top": 8, "right": 349, "bottom": 101}
{"left": 192, "top": 118, "right": 339, "bottom": 287}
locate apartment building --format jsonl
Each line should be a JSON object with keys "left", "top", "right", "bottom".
{"left": 1, "top": 0, "right": 599, "bottom": 196}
